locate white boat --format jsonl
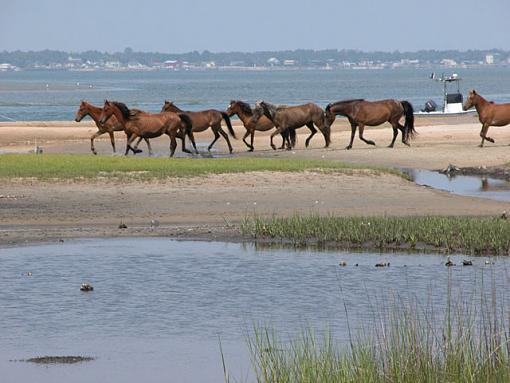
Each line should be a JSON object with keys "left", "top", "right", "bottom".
{"left": 415, "top": 73, "right": 476, "bottom": 116}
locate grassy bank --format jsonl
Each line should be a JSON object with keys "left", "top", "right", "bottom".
{"left": 241, "top": 215, "right": 510, "bottom": 255}
{"left": 0, "top": 154, "right": 402, "bottom": 180}
{"left": 243, "top": 292, "right": 510, "bottom": 383}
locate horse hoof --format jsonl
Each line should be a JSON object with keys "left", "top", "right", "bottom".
{"left": 345, "top": 146, "right": 352, "bottom": 150}
{"left": 134, "top": 149, "right": 143, "bottom": 154}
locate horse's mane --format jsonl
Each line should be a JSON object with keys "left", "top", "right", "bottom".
{"left": 233, "top": 100, "right": 253, "bottom": 115}
{"left": 326, "top": 99, "right": 365, "bottom": 112}
{"left": 111, "top": 101, "right": 131, "bottom": 120}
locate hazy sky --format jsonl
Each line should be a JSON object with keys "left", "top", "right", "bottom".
{"left": 1, "top": 0, "right": 509, "bottom": 52}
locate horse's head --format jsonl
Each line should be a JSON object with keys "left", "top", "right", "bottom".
{"left": 75, "top": 100, "right": 88, "bottom": 122}
{"left": 227, "top": 100, "right": 251, "bottom": 117}
{"left": 161, "top": 100, "right": 175, "bottom": 113}
{"left": 324, "top": 104, "right": 336, "bottom": 129}
{"left": 226, "top": 100, "right": 237, "bottom": 117}
{"left": 463, "top": 90, "right": 478, "bottom": 111}
{"left": 99, "top": 100, "right": 115, "bottom": 124}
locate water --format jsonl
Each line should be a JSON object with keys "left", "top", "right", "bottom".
{"left": 1, "top": 67, "right": 510, "bottom": 121}
{"left": 406, "top": 169, "right": 510, "bottom": 201}
{"left": 0, "top": 238, "right": 507, "bottom": 382}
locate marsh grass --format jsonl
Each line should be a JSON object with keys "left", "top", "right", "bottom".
{"left": 0, "top": 154, "right": 403, "bottom": 180}
{"left": 241, "top": 215, "right": 510, "bottom": 255}
{"left": 242, "top": 280, "right": 510, "bottom": 383}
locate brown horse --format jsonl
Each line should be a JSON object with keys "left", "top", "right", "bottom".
{"left": 99, "top": 101, "right": 195, "bottom": 157}
{"left": 463, "top": 90, "right": 510, "bottom": 147}
{"left": 226, "top": 100, "right": 295, "bottom": 151}
{"left": 161, "top": 101, "right": 236, "bottom": 153}
{"left": 253, "top": 101, "right": 330, "bottom": 150}
{"left": 75, "top": 100, "right": 143, "bottom": 155}
{"left": 324, "top": 99, "right": 416, "bottom": 149}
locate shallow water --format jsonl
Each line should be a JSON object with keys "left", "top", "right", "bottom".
{"left": 405, "top": 168, "right": 510, "bottom": 201}
{"left": 1, "top": 67, "right": 510, "bottom": 121}
{"left": 0, "top": 238, "right": 507, "bottom": 382}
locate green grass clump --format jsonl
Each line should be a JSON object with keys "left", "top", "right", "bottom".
{"left": 0, "top": 154, "right": 402, "bottom": 180}
{"left": 241, "top": 215, "right": 510, "bottom": 255}
{"left": 242, "top": 291, "right": 510, "bottom": 383}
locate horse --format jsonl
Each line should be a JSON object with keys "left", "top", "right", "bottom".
{"left": 161, "top": 101, "right": 236, "bottom": 153}
{"left": 463, "top": 90, "right": 510, "bottom": 147}
{"left": 252, "top": 101, "right": 330, "bottom": 150}
{"left": 75, "top": 100, "right": 143, "bottom": 155}
{"left": 226, "top": 100, "right": 295, "bottom": 151}
{"left": 324, "top": 99, "right": 416, "bottom": 150}
{"left": 99, "top": 100, "right": 195, "bottom": 157}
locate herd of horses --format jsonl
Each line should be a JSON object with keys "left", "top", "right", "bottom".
{"left": 74, "top": 90, "right": 510, "bottom": 156}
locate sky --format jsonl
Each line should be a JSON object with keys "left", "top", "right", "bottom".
{"left": 1, "top": 0, "right": 509, "bottom": 53}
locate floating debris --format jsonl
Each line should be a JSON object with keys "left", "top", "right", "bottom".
{"left": 80, "top": 283, "right": 94, "bottom": 292}
{"left": 22, "top": 356, "right": 94, "bottom": 364}
{"left": 462, "top": 260, "right": 473, "bottom": 266}
{"left": 375, "top": 262, "right": 390, "bottom": 267}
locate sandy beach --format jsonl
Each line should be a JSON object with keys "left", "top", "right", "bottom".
{"left": 1, "top": 116, "right": 509, "bottom": 246}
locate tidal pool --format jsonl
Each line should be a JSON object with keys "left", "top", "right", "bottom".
{"left": 0, "top": 238, "right": 506, "bottom": 382}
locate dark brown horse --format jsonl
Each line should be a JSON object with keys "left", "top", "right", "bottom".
{"left": 253, "top": 101, "right": 330, "bottom": 150}
{"left": 463, "top": 90, "right": 510, "bottom": 147}
{"left": 324, "top": 99, "right": 416, "bottom": 149}
{"left": 226, "top": 100, "right": 295, "bottom": 151}
{"left": 161, "top": 101, "right": 236, "bottom": 153}
{"left": 99, "top": 101, "right": 195, "bottom": 157}
{"left": 75, "top": 101, "right": 142, "bottom": 155}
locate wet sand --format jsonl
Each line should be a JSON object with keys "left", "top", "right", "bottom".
{"left": 1, "top": 116, "right": 509, "bottom": 246}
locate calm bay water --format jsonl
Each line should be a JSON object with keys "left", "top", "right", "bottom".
{"left": 0, "top": 238, "right": 508, "bottom": 382}
{"left": 1, "top": 68, "right": 510, "bottom": 121}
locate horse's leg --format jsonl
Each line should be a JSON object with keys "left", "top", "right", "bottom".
{"left": 242, "top": 130, "right": 252, "bottom": 151}
{"left": 144, "top": 138, "right": 153, "bottom": 156}
{"left": 125, "top": 134, "right": 138, "bottom": 156}
{"left": 250, "top": 130, "right": 256, "bottom": 151}
{"left": 279, "top": 131, "right": 287, "bottom": 149}
{"left": 131, "top": 136, "right": 144, "bottom": 154}
{"left": 108, "top": 131, "right": 116, "bottom": 153}
{"left": 358, "top": 124, "right": 376, "bottom": 146}
{"left": 346, "top": 123, "right": 357, "bottom": 150}
{"left": 398, "top": 123, "right": 411, "bottom": 146}
{"left": 208, "top": 127, "right": 221, "bottom": 152}
{"left": 169, "top": 134, "right": 177, "bottom": 157}
{"left": 217, "top": 125, "right": 234, "bottom": 154}
{"left": 270, "top": 127, "right": 285, "bottom": 150}
{"left": 187, "top": 131, "right": 198, "bottom": 154}
{"left": 479, "top": 124, "right": 492, "bottom": 147}
{"left": 90, "top": 131, "right": 104, "bottom": 155}
{"left": 305, "top": 122, "right": 317, "bottom": 148}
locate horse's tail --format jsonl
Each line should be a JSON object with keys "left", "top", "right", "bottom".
{"left": 221, "top": 112, "right": 236, "bottom": 139}
{"left": 401, "top": 100, "right": 416, "bottom": 141}
{"left": 178, "top": 113, "right": 193, "bottom": 137}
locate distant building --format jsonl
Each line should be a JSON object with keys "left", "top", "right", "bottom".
{"left": 283, "top": 59, "right": 296, "bottom": 66}
{"left": 163, "top": 60, "right": 180, "bottom": 69}
{"left": 440, "top": 59, "right": 457, "bottom": 67}
{"left": 485, "top": 54, "right": 494, "bottom": 65}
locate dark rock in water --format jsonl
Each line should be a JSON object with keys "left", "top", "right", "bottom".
{"left": 80, "top": 283, "right": 94, "bottom": 292}
{"left": 462, "top": 260, "right": 473, "bottom": 266}
{"left": 118, "top": 223, "right": 128, "bottom": 229}
{"left": 24, "top": 356, "right": 94, "bottom": 364}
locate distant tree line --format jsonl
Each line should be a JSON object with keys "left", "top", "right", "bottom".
{"left": 0, "top": 48, "right": 508, "bottom": 67}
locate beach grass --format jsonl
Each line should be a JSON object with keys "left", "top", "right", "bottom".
{"left": 0, "top": 153, "right": 403, "bottom": 180}
{"left": 241, "top": 215, "right": 510, "bottom": 255}
{"left": 241, "top": 282, "right": 510, "bottom": 383}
